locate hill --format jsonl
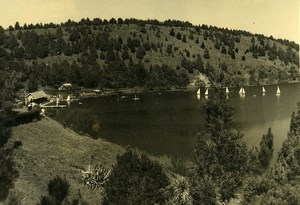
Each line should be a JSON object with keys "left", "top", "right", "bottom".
{"left": 0, "top": 18, "right": 299, "bottom": 93}
{"left": 7, "top": 117, "right": 124, "bottom": 204}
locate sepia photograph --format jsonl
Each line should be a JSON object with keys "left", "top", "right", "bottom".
{"left": 0, "top": 0, "right": 299, "bottom": 204}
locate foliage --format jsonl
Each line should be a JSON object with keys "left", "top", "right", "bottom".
{"left": 12, "top": 110, "right": 41, "bottom": 126}
{"left": 193, "top": 89, "right": 252, "bottom": 202}
{"left": 170, "top": 156, "right": 189, "bottom": 176}
{"left": 241, "top": 102, "right": 300, "bottom": 204}
{"left": 47, "top": 175, "right": 70, "bottom": 204}
{"left": 258, "top": 128, "right": 274, "bottom": 168}
{"left": 164, "top": 175, "right": 193, "bottom": 205}
{"left": 0, "top": 87, "right": 18, "bottom": 201}
{"left": 190, "top": 176, "right": 216, "bottom": 205}
{"left": 103, "top": 148, "right": 169, "bottom": 205}
{"left": 0, "top": 150, "right": 17, "bottom": 201}
{"left": 80, "top": 163, "right": 111, "bottom": 189}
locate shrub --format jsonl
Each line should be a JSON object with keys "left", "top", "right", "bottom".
{"left": 13, "top": 110, "right": 41, "bottom": 126}
{"left": 103, "top": 149, "right": 169, "bottom": 205}
{"left": 38, "top": 196, "right": 54, "bottom": 205}
{"left": 164, "top": 175, "right": 193, "bottom": 205}
{"left": 47, "top": 175, "right": 70, "bottom": 204}
{"left": 170, "top": 156, "right": 189, "bottom": 176}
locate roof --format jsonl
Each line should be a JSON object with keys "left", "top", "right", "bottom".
{"left": 62, "top": 83, "right": 72, "bottom": 87}
{"left": 27, "top": 90, "right": 48, "bottom": 99}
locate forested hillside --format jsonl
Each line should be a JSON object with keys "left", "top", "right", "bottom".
{"left": 0, "top": 18, "right": 299, "bottom": 92}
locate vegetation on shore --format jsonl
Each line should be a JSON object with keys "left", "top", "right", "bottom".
{"left": 0, "top": 18, "right": 299, "bottom": 96}
{"left": 1, "top": 17, "right": 300, "bottom": 204}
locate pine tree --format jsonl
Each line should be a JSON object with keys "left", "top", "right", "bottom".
{"left": 258, "top": 128, "right": 274, "bottom": 168}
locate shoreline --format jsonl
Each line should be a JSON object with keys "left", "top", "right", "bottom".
{"left": 76, "top": 80, "right": 300, "bottom": 99}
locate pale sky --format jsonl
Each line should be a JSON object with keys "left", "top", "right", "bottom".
{"left": 0, "top": 0, "right": 299, "bottom": 43}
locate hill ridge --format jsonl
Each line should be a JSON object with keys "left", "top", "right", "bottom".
{"left": 0, "top": 18, "right": 299, "bottom": 91}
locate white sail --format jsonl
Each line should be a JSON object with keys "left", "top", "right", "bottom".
{"left": 197, "top": 88, "right": 200, "bottom": 95}
{"left": 276, "top": 86, "right": 281, "bottom": 95}
{"left": 133, "top": 95, "right": 140, "bottom": 101}
{"left": 66, "top": 95, "right": 71, "bottom": 102}
{"left": 226, "top": 87, "right": 229, "bottom": 93}
{"left": 239, "top": 87, "right": 243, "bottom": 94}
{"left": 242, "top": 87, "right": 246, "bottom": 95}
{"left": 205, "top": 88, "right": 209, "bottom": 96}
{"left": 262, "top": 86, "right": 266, "bottom": 93}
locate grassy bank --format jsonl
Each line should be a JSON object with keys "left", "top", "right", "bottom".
{"left": 9, "top": 117, "right": 125, "bottom": 204}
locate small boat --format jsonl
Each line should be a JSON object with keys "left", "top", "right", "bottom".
{"left": 225, "top": 87, "right": 229, "bottom": 94}
{"left": 66, "top": 95, "right": 71, "bottom": 102}
{"left": 205, "top": 88, "right": 209, "bottom": 96}
{"left": 132, "top": 95, "right": 140, "bottom": 101}
{"left": 196, "top": 88, "right": 200, "bottom": 95}
{"left": 79, "top": 102, "right": 82, "bottom": 105}
{"left": 262, "top": 86, "right": 266, "bottom": 93}
{"left": 120, "top": 96, "right": 126, "bottom": 99}
{"left": 276, "top": 86, "right": 281, "bottom": 95}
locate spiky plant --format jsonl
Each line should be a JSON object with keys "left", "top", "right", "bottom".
{"left": 80, "top": 163, "right": 111, "bottom": 189}
{"left": 167, "top": 175, "right": 193, "bottom": 205}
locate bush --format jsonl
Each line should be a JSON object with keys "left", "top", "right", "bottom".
{"left": 0, "top": 152, "right": 17, "bottom": 201}
{"left": 38, "top": 196, "right": 54, "bottom": 205}
{"left": 170, "top": 156, "right": 189, "bottom": 176}
{"left": 47, "top": 175, "right": 70, "bottom": 204}
{"left": 12, "top": 110, "right": 41, "bottom": 126}
{"left": 103, "top": 149, "right": 169, "bottom": 205}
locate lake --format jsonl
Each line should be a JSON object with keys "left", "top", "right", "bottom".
{"left": 49, "top": 83, "right": 300, "bottom": 159}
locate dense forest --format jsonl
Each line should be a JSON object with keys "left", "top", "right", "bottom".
{"left": 0, "top": 17, "right": 299, "bottom": 94}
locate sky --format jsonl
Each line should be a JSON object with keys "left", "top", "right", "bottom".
{"left": 0, "top": 0, "right": 299, "bottom": 43}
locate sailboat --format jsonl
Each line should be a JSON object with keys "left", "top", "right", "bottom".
{"left": 225, "top": 87, "right": 229, "bottom": 94}
{"left": 239, "top": 87, "right": 245, "bottom": 95}
{"left": 197, "top": 88, "right": 200, "bottom": 95}
{"left": 205, "top": 88, "right": 209, "bottom": 96}
{"left": 262, "top": 86, "right": 266, "bottom": 93}
{"left": 276, "top": 86, "right": 281, "bottom": 95}
{"left": 132, "top": 95, "right": 140, "bottom": 101}
{"left": 66, "top": 95, "right": 71, "bottom": 102}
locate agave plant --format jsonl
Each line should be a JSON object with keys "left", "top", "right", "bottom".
{"left": 165, "top": 175, "right": 193, "bottom": 205}
{"left": 80, "top": 163, "right": 111, "bottom": 189}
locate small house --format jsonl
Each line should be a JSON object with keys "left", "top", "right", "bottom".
{"left": 27, "top": 90, "right": 48, "bottom": 104}
{"left": 58, "top": 83, "right": 72, "bottom": 91}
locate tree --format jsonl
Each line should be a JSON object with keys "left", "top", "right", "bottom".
{"left": 166, "top": 44, "right": 173, "bottom": 55}
{"left": 200, "top": 42, "right": 205, "bottom": 49}
{"left": 258, "top": 128, "right": 274, "bottom": 168}
{"left": 182, "top": 34, "right": 187, "bottom": 42}
{"left": 136, "top": 46, "right": 146, "bottom": 59}
{"left": 27, "top": 74, "right": 38, "bottom": 92}
{"left": 169, "top": 28, "right": 175, "bottom": 36}
{"left": 14, "top": 22, "right": 21, "bottom": 30}
{"left": 176, "top": 32, "right": 182, "bottom": 40}
{"left": 104, "top": 149, "right": 169, "bottom": 205}
{"left": 193, "top": 90, "right": 252, "bottom": 202}
{"left": 203, "top": 48, "right": 210, "bottom": 59}
{"left": 221, "top": 46, "right": 227, "bottom": 54}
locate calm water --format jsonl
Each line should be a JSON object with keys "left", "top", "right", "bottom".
{"left": 49, "top": 83, "right": 300, "bottom": 159}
